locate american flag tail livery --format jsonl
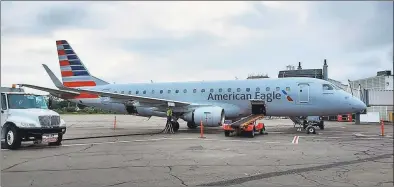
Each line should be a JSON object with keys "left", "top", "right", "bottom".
{"left": 56, "top": 40, "right": 109, "bottom": 88}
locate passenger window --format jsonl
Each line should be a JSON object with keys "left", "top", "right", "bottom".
{"left": 114, "top": 91, "right": 118, "bottom": 93}
{"left": 266, "top": 87, "right": 270, "bottom": 91}
{"left": 168, "top": 90, "right": 171, "bottom": 94}
{"left": 201, "top": 89, "right": 205, "bottom": 93}
{"left": 228, "top": 88, "right": 231, "bottom": 92}
{"left": 246, "top": 88, "right": 250, "bottom": 92}
{"left": 160, "top": 90, "right": 163, "bottom": 94}
{"left": 256, "top": 87, "right": 260, "bottom": 92}
{"left": 286, "top": 87, "right": 290, "bottom": 91}
{"left": 151, "top": 90, "right": 155, "bottom": 94}
{"left": 121, "top": 91, "right": 124, "bottom": 94}
{"left": 175, "top": 90, "right": 179, "bottom": 93}
{"left": 323, "top": 84, "right": 334, "bottom": 90}
{"left": 219, "top": 88, "right": 222, "bottom": 92}
{"left": 210, "top": 89, "right": 214, "bottom": 93}
{"left": 276, "top": 87, "right": 280, "bottom": 91}
{"left": 136, "top": 91, "right": 139, "bottom": 94}
{"left": 143, "top": 90, "right": 146, "bottom": 94}
{"left": 193, "top": 89, "right": 197, "bottom": 93}
{"left": 183, "top": 89, "right": 187, "bottom": 93}
{"left": 237, "top": 88, "right": 241, "bottom": 92}
{"left": 128, "top": 91, "right": 132, "bottom": 95}
{"left": 1, "top": 93, "right": 7, "bottom": 110}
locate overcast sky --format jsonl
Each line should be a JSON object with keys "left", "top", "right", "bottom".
{"left": 1, "top": 1, "right": 393, "bottom": 94}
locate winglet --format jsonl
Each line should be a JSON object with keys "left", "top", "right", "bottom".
{"left": 42, "top": 64, "right": 65, "bottom": 89}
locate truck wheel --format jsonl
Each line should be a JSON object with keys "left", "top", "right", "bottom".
{"left": 306, "top": 126, "right": 316, "bottom": 134}
{"left": 224, "top": 131, "right": 230, "bottom": 137}
{"left": 4, "top": 125, "right": 21, "bottom": 150}
{"left": 48, "top": 133, "right": 63, "bottom": 146}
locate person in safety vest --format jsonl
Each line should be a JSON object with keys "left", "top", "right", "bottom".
{"left": 166, "top": 107, "right": 173, "bottom": 124}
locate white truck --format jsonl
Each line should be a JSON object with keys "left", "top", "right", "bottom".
{"left": 1, "top": 86, "right": 67, "bottom": 150}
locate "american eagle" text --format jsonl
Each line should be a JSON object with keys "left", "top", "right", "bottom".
{"left": 207, "top": 91, "right": 282, "bottom": 102}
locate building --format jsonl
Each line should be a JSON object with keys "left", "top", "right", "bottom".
{"left": 348, "top": 71, "right": 393, "bottom": 121}
{"left": 278, "top": 61, "right": 324, "bottom": 79}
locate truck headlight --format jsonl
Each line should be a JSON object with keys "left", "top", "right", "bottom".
{"left": 60, "top": 119, "right": 66, "bottom": 127}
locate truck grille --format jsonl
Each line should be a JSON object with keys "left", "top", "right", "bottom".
{"left": 39, "top": 116, "right": 60, "bottom": 127}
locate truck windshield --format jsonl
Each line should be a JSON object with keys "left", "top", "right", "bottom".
{"left": 7, "top": 94, "right": 48, "bottom": 109}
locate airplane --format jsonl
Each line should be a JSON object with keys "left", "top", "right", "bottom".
{"left": 18, "top": 40, "right": 367, "bottom": 132}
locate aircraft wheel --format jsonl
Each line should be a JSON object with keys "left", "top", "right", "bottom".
{"left": 187, "top": 122, "right": 197, "bottom": 129}
{"left": 319, "top": 121, "right": 325, "bottom": 130}
{"left": 224, "top": 131, "right": 230, "bottom": 137}
{"left": 171, "top": 122, "right": 179, "bottom": 132}
{"left": 306, "top": 126, "right": 316, "bottom": 134}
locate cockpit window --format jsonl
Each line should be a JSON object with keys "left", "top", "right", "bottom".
{"left": 322, "top": 84, "right": 334, "bottom": 90}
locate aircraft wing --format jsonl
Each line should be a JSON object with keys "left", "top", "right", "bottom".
{"left": 17, "top": 84, "right": 80, "bottom": 97}
{"left": 74, "top": 87, "right": 193, "bottom": 107}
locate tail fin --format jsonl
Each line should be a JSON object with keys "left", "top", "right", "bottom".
{"left": 56, "top": 40, "right": 110, "bottom": 88}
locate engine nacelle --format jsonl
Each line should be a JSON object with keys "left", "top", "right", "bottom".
{"left": 182, "top": 106, "right": 225, "bottom": 127}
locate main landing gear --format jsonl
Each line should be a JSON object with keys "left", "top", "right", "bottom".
{"left": 187, "top": 122, "right": 197, "bottom": 129}
{"left": 163, "top": 118, "right": 180, "bottom": 134}
{"left": 172, "top": 121, "right": 180, "bottom": 132}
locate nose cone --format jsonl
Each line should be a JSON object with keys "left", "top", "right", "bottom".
{"left": 352, "top": 98, "right": 367, "bottom": 113}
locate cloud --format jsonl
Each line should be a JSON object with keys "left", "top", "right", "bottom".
{"left": 1, "top": 1, "right": 392, "bottom": 95}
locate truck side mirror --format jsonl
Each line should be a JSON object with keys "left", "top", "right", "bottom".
{"left": 48, "top": 98, "right": 52, "bottom": 109}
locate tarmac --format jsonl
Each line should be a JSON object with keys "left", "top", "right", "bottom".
{"left": 1, "top": 114, "right": 393, "bottom": 187}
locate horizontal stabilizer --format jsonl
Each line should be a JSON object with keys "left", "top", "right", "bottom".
{"left": 17, "top": 84, "right": 80, "bottom": 98}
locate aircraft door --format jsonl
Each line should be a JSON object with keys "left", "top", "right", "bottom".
{"left": 298, "top": 83, "right": 310, "bottom": 103}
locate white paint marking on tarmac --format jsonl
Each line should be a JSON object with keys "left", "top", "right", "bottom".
{"left": 356, "top": 138, "right": 387, "bottom": 140}
{"left": 1, "top": 137, "right": 281, "bottom": 150}
{"left": 291, "top": 136, "right": 299, "bottom": 144}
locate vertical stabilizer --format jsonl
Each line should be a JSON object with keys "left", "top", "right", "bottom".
{"left": 56, "top": 40, "right": 109, "bottom": 88}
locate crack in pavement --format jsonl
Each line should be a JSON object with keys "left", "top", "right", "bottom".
{"left": 2, "top": 144, "right": 96, "bottom": 172}
{"left": 197, "top": 153, "right": 393, "bottom": 186}
{"left": 168, "top": 166, "right": 188, "bottom": 186}
{"left": 1, "top": 162, "right": 329, "bottom": 173}
{"left": 103, "top": 181, "right": 133, "bottom": 187}
{"left": 297, "top": 173, "right": 324, "bottom": 186}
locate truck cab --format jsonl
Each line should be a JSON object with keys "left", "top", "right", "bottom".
{"left": 1, "top": 86, "right": 67, "bottom": 149}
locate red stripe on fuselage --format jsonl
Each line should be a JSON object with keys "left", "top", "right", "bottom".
{"left": 63, "top": 81, "right": 97, "bottom": 87}
{"left": 75, "top": 92, "right": 99, "bottom": 99}
{"left": 61, "top": 92, "right": 99, "bottom": 99}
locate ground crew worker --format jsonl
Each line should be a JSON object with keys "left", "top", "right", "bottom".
{"left": 166, "top": 107, "right": 173, "bottom": 124}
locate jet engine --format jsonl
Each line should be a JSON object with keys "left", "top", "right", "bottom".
{"left": 181, "top": 106, "right": 225, "bottom": 127}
